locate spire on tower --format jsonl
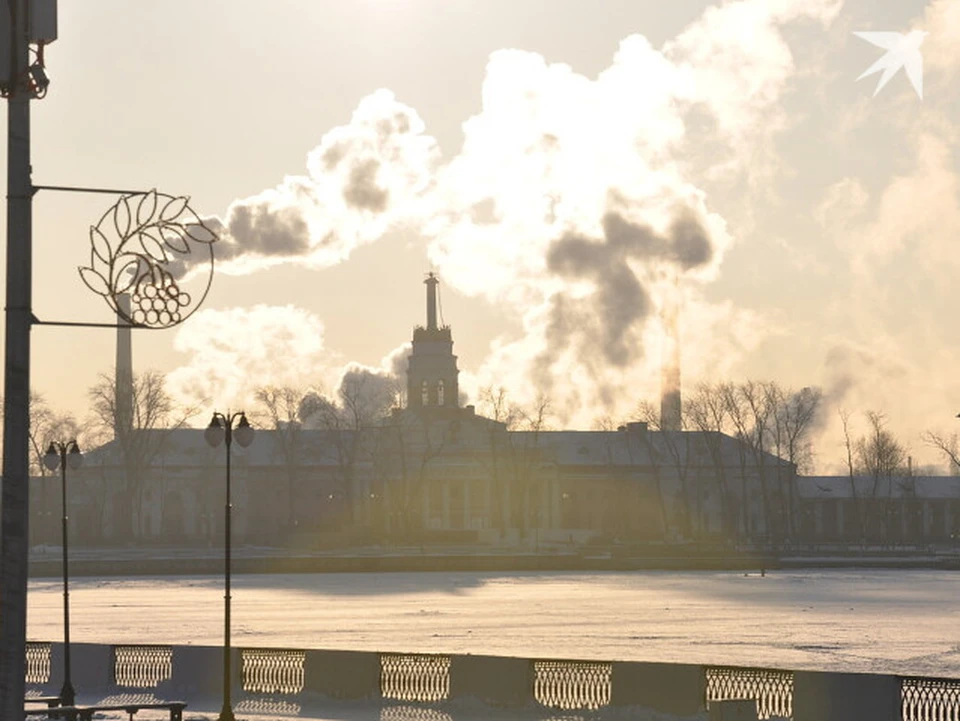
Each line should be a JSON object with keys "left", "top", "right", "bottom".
{"left": 409, "top": 272, "right": 459, "bottom": 410}
{"left": 425, "top": 271, "right": 439, "bottom": 331}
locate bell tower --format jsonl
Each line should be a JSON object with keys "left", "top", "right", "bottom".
{"left": 407, "top": 272, "right": 459, "bottom": 410}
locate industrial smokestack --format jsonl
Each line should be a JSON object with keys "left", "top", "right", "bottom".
{"left": 660, "top": 280, "right": 681, "bottom": 432}
{"left": 115, "top": 293, "right": 134, "bottom": 439}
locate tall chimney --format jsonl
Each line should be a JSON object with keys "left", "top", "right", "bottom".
{"left": 660, "top": 280, "right": 682, "bottom": 432}
{"left": 115, "top": 292, "right": 134, "bottom": 438}
{"left": 425, "top": 272, "right": 439, "bottom": 330}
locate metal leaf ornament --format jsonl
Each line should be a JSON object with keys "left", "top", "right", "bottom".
{"left": 79, "top": 191, "right": 218, "bottom": 328}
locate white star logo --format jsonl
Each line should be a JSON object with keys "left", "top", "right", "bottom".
{"left": 853, "top": 30, "right": 927, "bottom": 100}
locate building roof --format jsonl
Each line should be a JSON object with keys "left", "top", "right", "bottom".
{"left": 83, "top": 427, "right": 359, "bottom": 468}
{"left": 495, "top": 427, "right": 789, "bottom": 469}
{"left": 81, "top": 418, "right": 794, "bottom": 474}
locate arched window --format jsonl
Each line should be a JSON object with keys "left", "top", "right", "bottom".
{"left": 421, "top": 379, "right": 429, "bottom": 406}
{"left": 437, "top": 379, "right": 445, "bottom": 406}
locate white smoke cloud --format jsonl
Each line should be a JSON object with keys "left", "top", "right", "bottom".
{"left": 206, "top": 89, "right": 440, "bottom": 275}
{"left": 812, "top": 338, "right": 960, "bottom": 474}
{"left": 167, "top": 305, "right": 413, "bottom": 424}
{"left": 838, "top": 133, "right": 960, "bottom": 275}
{"left": 175, "top": 0, "right": 848, "bottom": 428}
{"left": 918, "top": 0, "right": 960, "bottom": 86}
{"left": 665, "top": 0, "right": 842, "bottom": 173}
{"left": 166, "top": 304, "right": 333, "bottom": 412}
{"left": 298, "top": 342, "right": 412, "bottom": 427}
{"left": 426, "top": 0, "right": 840, "bottom": 423}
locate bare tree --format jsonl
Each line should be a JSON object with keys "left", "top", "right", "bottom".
{"left": 854, "top": 411, "right": 908, "bottom": 544}
{"left": 477, "top": 386, "right": 521, "bottom": 536}
{"left": 306, "top": 369, "right": 403, "bottom": 534}
{"left": 478, "top": 386, "right": 520, "bottom": 428}
{"left": 634, "top": 400, "right": 698, "bottom": 540}
{"left": 338, "top": 368, "right": 400, "bottom": 431}
{"left": 719, "top": 382, "right": 764, "bottom": 542}
{"left": 780, "top": 387, "right": 822, "bottom": 474}
{"left": 253, "top": 385, "right": 308, "bottom": 539}
{"left": 628, "top": 402, "right": 671, "bottom": 541}
{"left": 74, "top": 424, "right": 114, "bottom": 543}
{"left": 372, "top": 405, "right": 457, "bottom": 542}
{"left": 27, "top": 391, "right": 80, "bottom": 477}
{"left": 685, "top": 382, "right": 737, "bottom": 539}
{"left": 591, "top": 415, "right": 619, "bottom": 432}
{"left": 291, "top": 368, "right": 404, "bottom": 543}
{"left": 856, "top": 411, "right": 907, "bottom": 483}
{"left": 87, "top": 369, "right": 198, "bottom": 541}
{"left": 767, "top": 384, "right": 822, "bottom": 538}
{"left": 474, "top": 389, "right": 556, "bottom": 544}
{"left": 837, "top": 406, "right": 863, "bottom": 542}
{"left": 838, "top": 407, "right": 856, "bottom": 481}
{"left": 923, "top": 430, "right": 960, "bottom": 474}
{"left": 509, "top": 394, "right": 553, "bottom": 544}
{"left": 517, "top": 393, "right": 552, "bottom": 434}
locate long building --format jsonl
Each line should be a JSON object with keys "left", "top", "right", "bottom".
{"left": 796, "top": 476, "right": 960, "bottom": 546}
{"left": 33, "top": 276, "right": 797, "bottom": 550}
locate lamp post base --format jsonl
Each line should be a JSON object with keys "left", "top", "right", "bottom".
{"left": 59, "top": 681, "right": 75, "bottom": 708}
{"left": 217, "top": 703, "right": 235, "bottom": 721}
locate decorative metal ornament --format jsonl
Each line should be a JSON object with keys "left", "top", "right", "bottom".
{"left": 78, "top": 190, "right": 218, "bottom": 328}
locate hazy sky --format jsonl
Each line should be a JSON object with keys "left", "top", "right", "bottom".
{"left": 3, "top": 0, "right": 958, "bottom": 472}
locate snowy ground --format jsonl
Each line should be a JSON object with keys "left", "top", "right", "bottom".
{"left": 26, "top": 568, "right": 960, "bottom": 678}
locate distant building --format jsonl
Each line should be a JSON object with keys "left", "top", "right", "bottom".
{"left": 796, "top": 476, "right": 960, "bottom": 545}
{"left": 34, "top": 276, "right": 799, "bottom": 549}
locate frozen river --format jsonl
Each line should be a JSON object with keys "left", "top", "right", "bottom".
{"left": 25, "top": 568, "right": 960, "bottom": 679}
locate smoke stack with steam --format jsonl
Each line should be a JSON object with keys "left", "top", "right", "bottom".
{"left": 660, "top": 279, "right": 682, "bottom": 432}
{"left": 115, "top": 293, "right": 134, "bottom": 438}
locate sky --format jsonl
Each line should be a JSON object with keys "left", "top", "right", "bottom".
{"left": 2, "top": 0, "right": 959, "bottom": 473}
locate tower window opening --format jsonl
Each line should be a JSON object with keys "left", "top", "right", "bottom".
{"left": 437, "top": 379, "right": 445, "bottom": 406}
{"left": 421, "top": 380, "right": 429, "bottom": 406}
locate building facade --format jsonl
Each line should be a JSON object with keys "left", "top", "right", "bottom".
{"left": 33, "top": 277, "right": 799, "bottom": 550}
{"left": 795, "top": 476, "right": 960, "bottom": 547}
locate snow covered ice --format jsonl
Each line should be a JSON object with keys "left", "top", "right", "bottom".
{"left": 27, "top": 568, "right": 960, "bottom": 678}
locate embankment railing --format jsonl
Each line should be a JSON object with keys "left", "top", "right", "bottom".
{"left": 706, "top": 665, "right": 793, "bottom": 719}
{"left": 902, "top": 676, "right": 960, "bottom": 721}
{"left": 24, "top": 640, "right": 960, "bottom": 720}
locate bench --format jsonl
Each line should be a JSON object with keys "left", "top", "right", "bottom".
{"left": 25, "top": 701, "right": 186, "bottom": 721}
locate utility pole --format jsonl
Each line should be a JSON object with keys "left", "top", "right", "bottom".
{"left": 1, "top": 0, "right": 34, "bottom": 716}
{"left": 0, "top": 5, "right": 206, "bottom": 710}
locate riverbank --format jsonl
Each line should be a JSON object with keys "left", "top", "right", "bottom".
{"left": 27, "top": 544, "right": 960, "bottom": 577}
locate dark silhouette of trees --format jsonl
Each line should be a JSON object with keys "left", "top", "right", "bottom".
{"left": 253, "top": 385, "right": 307, "bottom": 537}
{"left": 87, "top": 369, "right": 197, "bottom": 541}
{"left": 834, "top": 410, "right": 908, "bottom": 545}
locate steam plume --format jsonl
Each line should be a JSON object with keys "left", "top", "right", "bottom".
{"left": 176, "top": 0, "right": 842, "bottom": 425}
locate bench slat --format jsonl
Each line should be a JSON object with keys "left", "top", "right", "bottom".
{"left": 25, "top": 701, "right": 186, "bottom": 721}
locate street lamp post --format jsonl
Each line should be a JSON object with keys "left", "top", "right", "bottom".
{"left": 204, "top": 412, "right": 254, "bottom": 721}
{"left": 42, "top": 440, "right": 83, "bottom": 707}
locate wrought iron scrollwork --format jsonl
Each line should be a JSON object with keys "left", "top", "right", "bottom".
{"left": 380, "top": 653, "right": 451, "bottom": 703}
{"left": 705, "top": 665, "right": 793, "bottom": 720}
{"left": 25, "top": 642, "right": 51, "bottom": 685}
{"left": 78, "top": 190, "right": 217, "bottom": 328}
{"left": 902, "top": 676, "right": 960, "bottom": 721}
{"left": 241, "top": 648, "right": 306, "bottom": 695}
{"left": 533, "top": 659, "right": 612, "bottom": 711}
{"left": 112, "top": 644, "right": 173, "bottom": 688}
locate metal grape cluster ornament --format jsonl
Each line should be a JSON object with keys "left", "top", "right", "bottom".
{"left": 79, "top": 190, "right": 217, "bottom": 328}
